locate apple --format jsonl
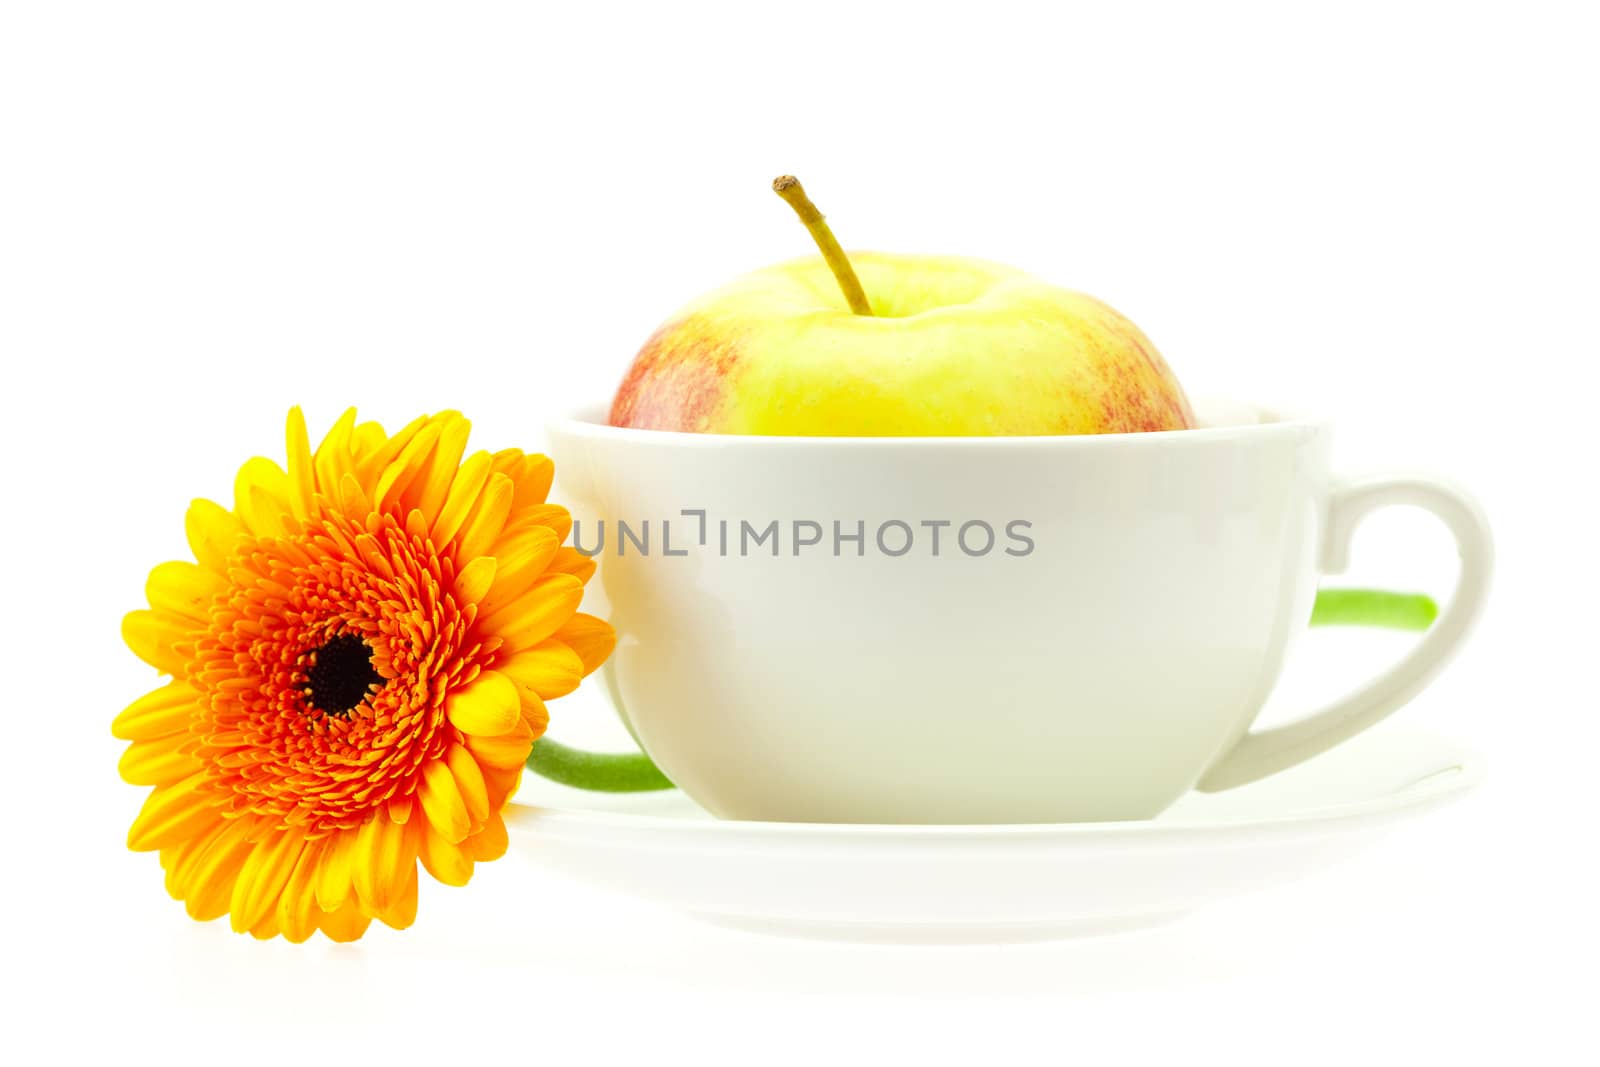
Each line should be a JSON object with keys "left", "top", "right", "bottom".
{"left": 609, "top": 176, "right": 1195, "bottom": 436}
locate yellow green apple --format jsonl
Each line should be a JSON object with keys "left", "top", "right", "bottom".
{"left": 609, "top": 178, "right": 1195, "bottom": 436}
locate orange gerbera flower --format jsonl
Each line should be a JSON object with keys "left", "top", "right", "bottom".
{"left": 116, "top": 408, "right": 612, "bottom": 942}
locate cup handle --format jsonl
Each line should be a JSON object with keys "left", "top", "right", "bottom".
{"left": 1197, "top": 474, "right": 1493, "bottom": 792}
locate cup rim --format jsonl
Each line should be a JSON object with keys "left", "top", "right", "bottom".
{"left": 548, "top": 398, "right": 1328, "bottom": 448}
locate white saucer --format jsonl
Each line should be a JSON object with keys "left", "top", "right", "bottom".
{"left": 504, "top": 725, "right": 1480, "bottom": 943}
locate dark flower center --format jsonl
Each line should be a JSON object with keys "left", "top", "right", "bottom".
{"left": 304, "top": 633, "right": 384, "bottom": 718}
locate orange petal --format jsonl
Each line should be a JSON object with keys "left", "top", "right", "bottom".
{"left": 463, "top": 812, "right": 509, "bottom": 863}
{"left": 386, "top": 794, "right": 414, "bottom": 825}
{"left": 113, "top": 682, "right": 197, "bottom": 740}
{"left": 445, "top": 670, "right": 521, "bottom": 736}
{"left": 518, "top": 689, "right": 549, "bottom": 736}
{"left": 317, "top": 897, "right": 373, "bottom": 943}
{"left": 483, "top": 766, "right": 522, "bottom": 810}
{"left": 491, "top": 449, "right": 555, "bottom": 512}
{"left": 555, "top": 613, "right": 616, "bottom": 675}
{"left": 516, "top": 503, "right": 573, "bottom": 542}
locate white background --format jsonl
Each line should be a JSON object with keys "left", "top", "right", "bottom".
{"left": 3, "top": 1, "right": 1597, "bottom": 1062}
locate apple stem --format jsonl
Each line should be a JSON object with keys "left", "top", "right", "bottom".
{"left": 772, "top": 175, "right": 874, "bottom": 315}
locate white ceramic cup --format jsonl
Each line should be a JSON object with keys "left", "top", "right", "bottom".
{"left": 547, "top": 402, "right": 1492, "bottom": 824}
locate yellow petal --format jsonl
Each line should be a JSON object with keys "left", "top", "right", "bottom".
{"left": 275, "top": 838, "right": 326, "bottom": 944}
{"left": 229, "top": 828, "right": 306, "bottom": 933}
{"left": 355, "top": 413, "right": 428, "bottom": 491}
{"left": 490, "top": 574, "right": 584, "bottom": 653}
{"left": 445, "top": 670, "right": 521, "bottom": 736}
{"left": 145, "top": 560, "right": 223, "bottom": 625}
{"left": 314, "top": 828, "right": 359, "bottom": 912}
{"left": 113, "top": 682, "right": 197, "bottom": 740}
{"left": 185, "top": 498, "right": 245, "bottom": 575}
{"left": 373, "top": 418, "right": 445, "bottom": 515}
{"left": 445, "top": 744, "right": 490, "bottom": 827}
{"left": 410, "top": 413, "right": 472, "bottom": 521}
{"left": 464, "top": 812, "right": 509, "bottom": 862}
{"left": 233, "top": 456, "right": 292, "bottom": 537}
{"left": 430, "top": 450, "right": 494, "bottom": 548}
{"left": 284, "top": 406, "right": 316, "bottom": 523}
{"left": 337, "top": 471, "right": 372, "bottom": 517}
{"left": 118, "top": 739, "right": 200, "bottom": 786}
{"left": 122, "top": 610, "right": 191, "bottom": 674}
{"left": 180, "top": 818, "right": 256, "bottom": 921}
{"left": 248, "top": 913, "right": 281, "bottom": 941}
{"left": 349, "top": 815, "right": 386, "bottom": 910}
{"left": 455, "top": 473, "right": 515, "bottom": 562}
{"left": 161, "top": 835, "right": 206, "bottom": 899}
{"left": 419, "top": 822, "right": 474, "bottom": 886}
{"left": 452, "top": 555, "right": 497, "bottom": 609}
{"left": 354, "top": 413, "right": 422, "bottom": 483}
{"left": 127, "top": 772, "right": 219, "bottom": 851}
{"left": 498, "top": 640, "right": 585, "bottom": 701}
{"left": 477, "top": 526, "right": 560, "bottom": 620}
{"left": 312, "top": 407, "right": 359, "bottom": 497}
{"left": 556, "top": 613, "right": 616, "bottom": 675}
{"left": 317, "top": 897, "right": 373, "bottom": 943}
{"left": 352, "top": 813, "right": 416, "bottom": 913}
{"left": 351, "top": 419, "right": 387, "bottom": 458}
{"left": 419, "top": 758, "right": 471, "bottom": 844}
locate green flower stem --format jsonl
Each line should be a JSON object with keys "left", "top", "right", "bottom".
{"left": 526, "top": 587, "right": 1439, "bottom": 792}
{"left": 525, "top": 737, "right": 675, "bottom": 792}
{"left": 1309, "top": 587, "right": 1438, "bottom": 630}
